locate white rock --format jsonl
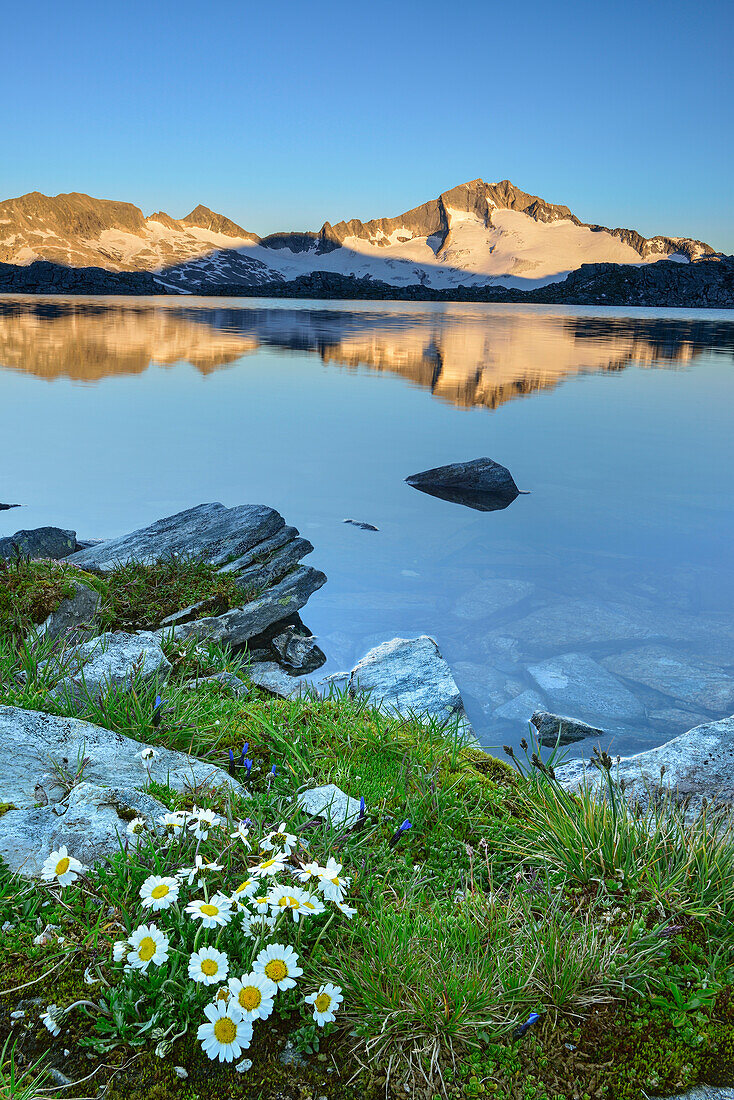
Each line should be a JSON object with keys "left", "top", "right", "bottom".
{"left": 45, "top": 632, "right": 170, "bottom": 709}
{"left": 297, "top": 784, "right": 362, "bottom": 828}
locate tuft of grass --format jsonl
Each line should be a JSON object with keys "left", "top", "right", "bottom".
{"left": 97, "top": 555, "right": 247, "bottom": 633}
{"left": 0, "top": 554, "right": 78, "bottom": 638}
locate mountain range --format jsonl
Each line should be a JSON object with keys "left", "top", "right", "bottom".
{"left": 0, "top": 179, "right": 720, "bottom": 296}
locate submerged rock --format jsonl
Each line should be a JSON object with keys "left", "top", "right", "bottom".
{"left": 0, "top": 527, "right": 78, "bottom": 561}
{"left": 344, "top": 519, "right": 379, "bottom": 531}
{"left": 556, "top": 713, "right": 734, "bottom": 819}
{"left": 531, "top": 710, "right": 606, "bottom": 746}
{"left": 348, "top": 635, "right": 476, "bottom": 741}
{"left": 452, "top": 579, "right": 534, "bottom": 621}
{"left": 527, "top": 653, "right": 645, "bottom": 723}
{"left": 45, "top": 631, "right": 170, "bottom": 710}
{"left": 406, "top": 458, "right": 525, "bottom": 512}
{"left": 602, "top": 645, "right": 734, "bottom": 712}
{"left": 493, "top": 690, "right": 546, "bottom": 722}
{"left": 0, "top": 502, "right": 20, "bottom": 511}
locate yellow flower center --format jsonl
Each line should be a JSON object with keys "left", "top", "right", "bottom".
{"left": 255, "top": 897, "right": 267, "bottom": 906}
{"left": 264, "top": 959, "right": 287, "bottom": 982}
{"left": 238, "top": 986, "right": 262, "bottom": 1010}
{"left": 151, "top": 884, "right": 169, "bottom": 899}
{"left": 201, "top": 958, "right": 218, "bottom": 976}
{"left": 234, "top": 881, "right": 252, "bottom": 895}
{"left": 330, "top": 876, "right": 340, "bottom": 886}
{"left": 138, "top": 936, "right": 156, "bottom": 961}
{"left": 213, "top": 1017, "right": 237, "bottom": 1044}
{"left": 259, "top": 859, "right": 277, "bottom": 869}
{"left": 200, "top": 903, "right": 218, "bottom": 917}
{"left": 55, "top": 857, "right": 70, "bottom": 876}
{"left": 314, "top": 993, "right": 331, "bottom": 1013}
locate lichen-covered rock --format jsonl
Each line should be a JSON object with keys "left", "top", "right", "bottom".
{"left": 165, "top": 566, "right": 326, "bottom": 648}
{"left": 349, "top": 635, "right": 476, "bottom": 741}
{"left": 0, "top": 783, "right": 168, "bottom": 877}
{"left": 0, "top": 706, "right": 241, "bottom": 811}
{"left": 35, "top": 580, "right": 100, "bottom": 642}
{"left": 296, "top": 784, "right": 362, "bottom": 828}
{"left": 183, "top": 672, "right": 249, "bottom": 698}
{"left": 557, "top": 714, "right": 734, "bottom": 818}
{"left": 247, "top": 662, "right": 307, "bottom": 699}
{"left": 68, "top": 502, "right": 287, "bottom": 572}
{"left": 44, "top": 631, "right": 170, "bottom": 709}
{"left": 0, "top": 526, "right": 78, "bottom": 561}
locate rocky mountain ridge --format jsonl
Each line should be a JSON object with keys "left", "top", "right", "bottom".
{"left": 0, "top": 180, "right": 718, "bottom": 293}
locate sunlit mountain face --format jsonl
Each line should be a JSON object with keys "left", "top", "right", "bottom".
{"left": 0, "top": 297, "right": 730, "bottom": 407}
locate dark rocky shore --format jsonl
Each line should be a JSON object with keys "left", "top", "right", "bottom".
{"left": 0, "top": 254, "right": 731, "bottom": 308}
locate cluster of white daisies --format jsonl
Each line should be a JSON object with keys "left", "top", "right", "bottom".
{"left": 40, "top": 810, "right": 352, "bottom": 1064}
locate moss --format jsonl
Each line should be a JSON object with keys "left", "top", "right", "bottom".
{"left": 0, "top": 556, "right": 78, "bottom": 637}
{"left": 457, "top": 747, "right": 518, "bottom": 787}
{"left": 96, "top": 556, "right": 246, "bottom": 632}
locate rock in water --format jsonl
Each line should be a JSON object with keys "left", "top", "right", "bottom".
{"left": 68, "top": 502, "right": 287, "bottom": 572}
{"left": 531, "top": 710, "right": 606, "bottom": 746}
{"left": 344, "top": 519, "right": 379, "bottom": 531}
{"left": 348, "top": 635, "right": 476, "bottom": 742}
{"left": 0, "top": 527, "right": 78, "bottom": 561}
{"left": 556, "top": 713, "right": 734, "bottom": 820}
{"left": 527, "top": 653, "right": 645, "bottom": 723}
{"left": 405, "top": 458, "right": 524, "bottom": 512}
{"left": 0, "top": 503, "right": 20, "bottom": 511}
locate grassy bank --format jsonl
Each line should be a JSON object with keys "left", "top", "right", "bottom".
{"left": 1, "top": 598, "right": 733, "bottom": 1098}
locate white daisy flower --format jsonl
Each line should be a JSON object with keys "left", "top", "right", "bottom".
{"left": 126, "top": 816, "right": 147, "bottom": 836}
{"left": 185, "top": 894, "right": 232, "bottom": 928}
{"left": 197, "top": 1001, "right": 252, "bottom": 1063}
{"left": 252, "top": 854, "right": 287, "bottom": 877}
{"left": 333, "top": 899, "right": 357, "bottom": 919}
{"left": 112, "top": 940, "right": 129, "bottom": 963}
{"left": 250, "top": 893, "right": 272, "bottom": 915}
{"left": 227, "top": 973, "right": 277, "bottom": 1021}
{"left": 293, "top": 860, "right": 326, "bottom": 883}
{"left": 241, "top": 912, "right": 277, "bottom": 938}
{"left": 317, "top": 858, "right": 351, "bottom": 902}
{"left": 230, "top": 822, "right": 251, "bottom": 847}
{"left": 267, "top": 884, "right": 310, "bottom": 921}
{"left": 127, "top": 924, "right": 169, "bottom": 972}
{"left": 305, "top": 983, "right": 343, "bottom": 1026}
{"left": 299, "top": 894, "right": 327, "bottom": 917}
{"left": 140, "top": 875, "right": 179, "bottom": 911}
{"left": 252, "top": 943, "right": 302, "bottom": 990}
{"left": 157, "top": 810, "right": 189, "bottom": 835}
{"left": 41, "top": 847, "right": 85, "bottom": 887}
{"left": 40, "top": 1004, "right": 63, "bottom": 1036}
{"left": 136, "top": 746, "right": 159, "bottom": 770}
{"left": 188, "top": 947, "right": 229, "bottom": 986}
{"left": 230, "top": 878, "right": 258, "bottom": 910}
{"left": 261, "top": 823, "right": 298, "bottom": 857}
{"left": 188, "top": 808, "right": 221, "bottom": 840}
{"left": 177, "top": 857, "right": 223, "bottom": 887}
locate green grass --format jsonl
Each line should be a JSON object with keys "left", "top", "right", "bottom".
{"left": 0, "top": 554, "right": 79, "bottom": 638}
{"left": 0, "top": 609, "right": 733, "bottom": 1099}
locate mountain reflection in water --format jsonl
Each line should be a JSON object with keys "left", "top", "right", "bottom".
{"left": 0, "top": 298, "right": 732, "bottom": 409}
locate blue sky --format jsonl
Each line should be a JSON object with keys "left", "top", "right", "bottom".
{"left": 2, "top": 0, "right": 732, "bottom": 251}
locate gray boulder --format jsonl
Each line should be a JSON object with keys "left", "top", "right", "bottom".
{"left": 247, "top": 662, "right": 307, "bottom": 698}
{"left": 531, "top": 710, "right": 606, "bottom": 746}
{"left": 556, "top": 714, "right": 734, "bottom": 818}
{"left": 35, "top": 580, "right": 101, "bottom": 643}
{"left": 527, "top": 653, "right": 645, "bottom": 723}
{"left": 348, "top": 635, "right": 476, "bottom": 741}
{"left": 68, "top": 502, "right": 287, "bottom": 572}
{"left": 271, "top": 625, "right": 324, "bottom": 671}
{"left": 0, "top": 706, "right": 240, "bottom": 811}
{"left": 0, "top": 783, "right": 169, "bottom": 878}
{"left": 0, "top": 527, "right": 78, "bottom": 561}
{"left": 183, "top": 672, "right": 249, "bottom": 698}
{"left": 165, "top": 566, "right": 326, "bottom": 648}
{"left": 44, "top": 631, "right": 170, "bottom": 709}
{"left": 656, "top": 1089, "right": 734, "bottom": 1099}
{"left": 296, "top": 784, "right": 362, "bottom": 828}
{"left": 602, "top": 646, "right": 734, "bottom": 712}
{"left": 406, "top": 458, "right": 525, "bottom": 512}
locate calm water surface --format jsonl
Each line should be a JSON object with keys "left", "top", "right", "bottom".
{"left": 1, "top": 296, "right": 733, "bottom": 758}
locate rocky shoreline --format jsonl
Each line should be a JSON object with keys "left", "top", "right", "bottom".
{"left": 0, "top": 253, "right": 732, "bottom": 308}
